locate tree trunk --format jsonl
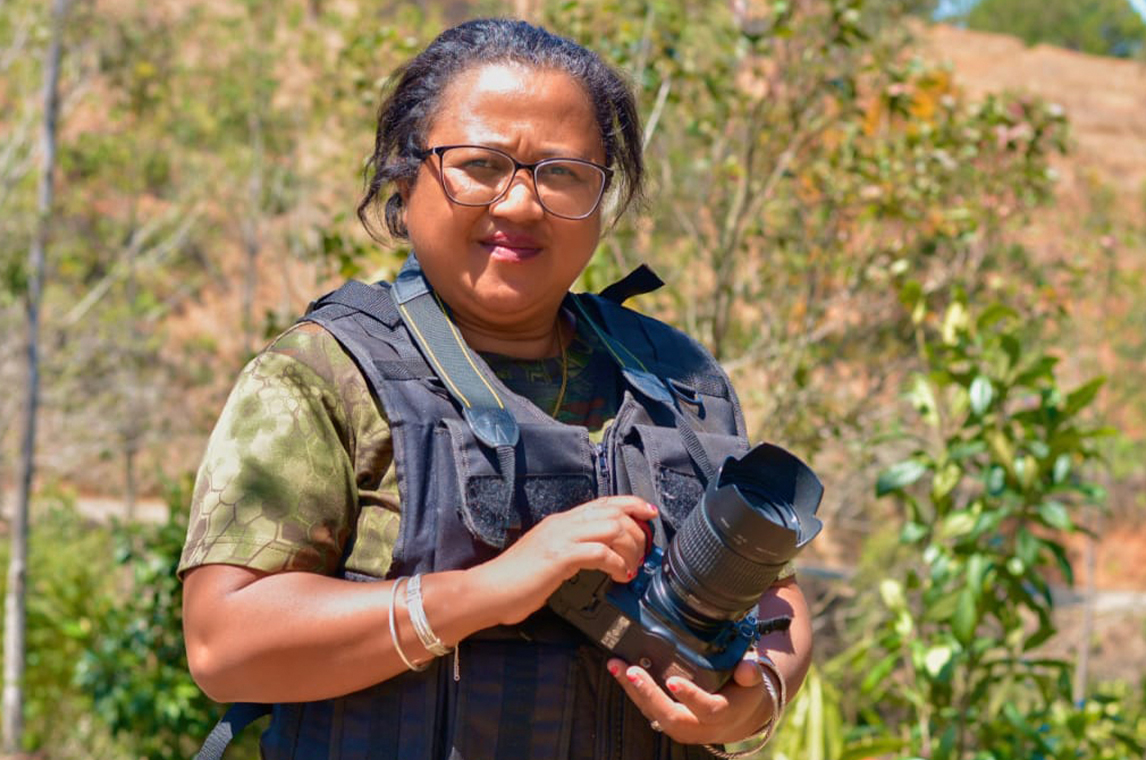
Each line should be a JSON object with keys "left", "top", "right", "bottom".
{"left": 3, "top": 0, "right": 68, "bottom": 751}
{"left": 124, "top": 237, "right": 139, "bottom": 522}
{"left": 241, "top": 110, "right": 264, "bottom": 354}
{"left": 124, "top": 437, "right": 137, "bottom": 522}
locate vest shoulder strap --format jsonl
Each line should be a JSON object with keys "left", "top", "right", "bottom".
{"left": 573, "top": 291, "right": 735, "bottom": 401}
{"left": 306, "top": 278, "right": 402, "bottom": 328}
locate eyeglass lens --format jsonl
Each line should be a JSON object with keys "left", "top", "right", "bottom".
{"left": 437, "top": 146, "right": 606, "bottom": 218}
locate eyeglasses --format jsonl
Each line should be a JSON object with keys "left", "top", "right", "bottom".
{"left": 414, "top": 144, "right": 613, "bottom": 220}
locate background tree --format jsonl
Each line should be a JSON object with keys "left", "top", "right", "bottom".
{"left": 4, "top": 0, "right": 70, "bottom": 751}
{"left": 962, "top": 0, "right": 1146, "bottom": 58}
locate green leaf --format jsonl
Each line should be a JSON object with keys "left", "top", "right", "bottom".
{"left": 877, "top": 459, "right": 929, "bottom": 495}
{"left": 952, "top": 587, "right": 977, "bottom": 644}
{"left": 969, "top": 375, "right": 994, "bottom": 415}
{"left": 976, "top": 302, "right": 1017, "bottom": 330}
{"left": 1049, "top": 453, "right": 1068, "bottom": 483}
{"left": 936, "top": 723, "right": 958, "bottom": 760}
{"left": 1064, "top": 377, "right": 1104, "bottom": 415}
{"left": 986, "top": 429, "right": 1014, "bottom": 474}
{"left": 966, "top": 553, "right": 988, "bottom": 598}
{"left": 985, "top": 465, "right": 1007, "bottom": 496}
{"left": 1044, "top": 540, "right": 1075, "bottom": 585}
{"left": 899, "top": 279, "right": 925, "bottom": 323}
{"left": 924, "top": 589, "right": 960, "bottom": 622}
{"left": 941, "top": 300, "right": 969, "bottom": 345}
{"left": 1014, "top": 454, "right": 1038, "bottom": 492}
{"left": 879, "top": 578, "right": 906, "bottom": 610}
{"left": 838, "top": 738, "right": 909, "bottom": 760}
{"left": 948, "top": 439, "right": 986, "bottom": 460}
{"left": 923, "top": 644, "right": 954, "bottom": 679}
{"left": 860, "top": 652, "right": 899, "bottom": 692}
{"left": 939, "top": 510, "right": 976, "bottom": 541}
{"left": 1015, "top": 355, "right": 1058, "bottom": 386}
{"left": 900, "top": 521, "right": 928, "bottom": 544}
{"left": 1000, "top": 333, "right": 1022, "bottom": 368}
{"left": 907, "top": 374, "right": 940, "bottom": 428}
{"left": 1023, "top": 620, "right": 1057, "bottom": 651}
{"left": 1017, "top": 529, "right": 1039, "bottom": 566}
{"left": 1038, "top": 500, "right": 1073, "bottom": 531}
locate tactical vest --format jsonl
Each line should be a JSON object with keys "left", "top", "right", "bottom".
{"left": 196, "top": 256, "right": 750, "bottom": 760}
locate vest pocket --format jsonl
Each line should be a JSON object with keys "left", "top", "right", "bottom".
{"left": 616, "top": 424, "right": 747, "bottom": 531}
{"left": 443, "top": 419, "right": 598, "bottom": 548}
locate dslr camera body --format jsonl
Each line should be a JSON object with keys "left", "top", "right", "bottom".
{"left": 547, "top": 442, "right": 823, "bottom": 693}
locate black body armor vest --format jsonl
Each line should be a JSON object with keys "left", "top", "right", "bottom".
{"left": 197, "top": 258, "right": 750, "bottom": 760}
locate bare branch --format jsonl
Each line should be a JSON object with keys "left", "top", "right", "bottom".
{"left": 642, "top": 76, "right": 672, "bottom": 153}
{"left": 60, "top": 206, "right": 202, "bottom": 327}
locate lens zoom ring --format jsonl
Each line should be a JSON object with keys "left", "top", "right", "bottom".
{"left": 671, "top": 509, "right": 777, "bottom": 610}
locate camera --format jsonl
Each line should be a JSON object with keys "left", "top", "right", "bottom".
{"left": 547, "top": 442, "right": 823, "bottom": 692}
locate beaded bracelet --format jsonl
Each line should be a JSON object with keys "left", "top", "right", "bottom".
{"left": 388, "top": 576, "right": 428, "bottom": 672}
{"left": 702, "top": 654, "right": 787, "bottom": 759}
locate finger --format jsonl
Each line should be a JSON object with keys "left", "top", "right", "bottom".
{"left": 570, "top": 516, "right": 648, "bottom": 580}
{"left": 616, "top": 497, "right": 659, "bottom": 522}
{"left": 581, "top": 496, "right": 658, "bottom": 523}
{"left": 563, "top": 543, "right": 632, "bottom": 582}
{"left": 609, "top": 661, "right": 695, "bottom": 729}
{"left": 664, "top": 675, "right": 729, "bottom": 721}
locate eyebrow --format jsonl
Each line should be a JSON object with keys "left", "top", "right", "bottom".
{"left": 451, "top": 139, "right": 598, "bottom": 162}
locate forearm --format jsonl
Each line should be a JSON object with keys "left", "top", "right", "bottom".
{"left": 183, "top": 565, "right": 504, "bottom": 703}
{"left": 756, "top": 576, "right": 812, "bottom": 706}
{"left": 183, "top": 497, "right": 656, "bottom": 704}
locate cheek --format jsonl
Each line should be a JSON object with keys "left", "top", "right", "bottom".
{"left": 568, "top": 219, "right": 603, "bottom": 260}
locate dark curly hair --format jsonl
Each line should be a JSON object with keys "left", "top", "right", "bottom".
{"left": 357, "top": 18, "right": 645, "bottom": 241}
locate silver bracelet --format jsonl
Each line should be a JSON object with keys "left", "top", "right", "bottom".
{"left": 406, "top": 573, "right": 453, "bottom": 657}
{"left": 388, "top": 576, "right": 428, "bottom": 672}
{"left": 702, "top": 653, "right": 787, "bottom": 759}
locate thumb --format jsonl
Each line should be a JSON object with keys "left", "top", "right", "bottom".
{"left": 731, "top": 653, "right": 765, "bottom": 688}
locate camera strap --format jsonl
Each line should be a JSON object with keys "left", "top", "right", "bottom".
{"left": 391, "top": 254, "right": 521, "bottom": 546}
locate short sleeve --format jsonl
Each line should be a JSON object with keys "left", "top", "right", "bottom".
{"left": 177, "top": 345, "right": 361, "bottom": 579}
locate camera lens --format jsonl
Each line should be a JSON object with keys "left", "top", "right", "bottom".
{"left": 647, "top": 443, "right": 822, "bottom": 632}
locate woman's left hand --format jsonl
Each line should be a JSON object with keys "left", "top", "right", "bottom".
{"left": 606, "top": 649, "right": 775, "bottom": 746}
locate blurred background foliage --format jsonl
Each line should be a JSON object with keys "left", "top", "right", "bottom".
{"left": 1, "top": 0, "right": 1145, "bottom": 757}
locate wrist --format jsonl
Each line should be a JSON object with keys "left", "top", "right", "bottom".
{"left": 704, "top": 653, "right": 787, "bottom": 759}
{"left": 412, "top": 569, "right": 501, "bottom": 648}
{"left": 456, "top": 562, "right": 530, "bottom": 628}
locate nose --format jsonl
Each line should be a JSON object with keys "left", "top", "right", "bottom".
{"left": 488, "top": 168, "right": 545, "bottom": 220}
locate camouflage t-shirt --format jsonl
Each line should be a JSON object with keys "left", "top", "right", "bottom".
{"left": 178, "top": 318, "right": 622, "bottom": 580}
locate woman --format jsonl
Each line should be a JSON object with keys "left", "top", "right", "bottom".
{"left": 181, "top": 18, "right": 813, "bottom": 760}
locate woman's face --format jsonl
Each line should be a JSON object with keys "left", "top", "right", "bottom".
{"left": 402, "top": 62, "right": 606, "bottom": 337}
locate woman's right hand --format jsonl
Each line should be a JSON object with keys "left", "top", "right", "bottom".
{"left": 467, "top": 495, "right": 658, "bottom": 626}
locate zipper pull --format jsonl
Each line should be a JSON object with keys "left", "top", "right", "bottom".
{"left": 453, "top": 646, "right": 461, "bottom": 682}
{"left": 597, "top": 441, "right": 610, "bottom": 493}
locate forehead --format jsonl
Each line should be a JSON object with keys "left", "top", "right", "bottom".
{"left": 425, "top": 62, "right": 604, "bottom": 160}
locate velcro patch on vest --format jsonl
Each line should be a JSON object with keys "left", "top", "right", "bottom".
{"left": 464, "top": 474, "right": 596, "bottom": 541}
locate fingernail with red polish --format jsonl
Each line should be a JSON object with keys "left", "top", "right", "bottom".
{"left": 648, "top": 504, "right": 659, "bottom": 516}
{"left": 627, "top": 673, "right": 640, "bottom": 685}
{"left": 626, "top": 569, "right": 635, "bottom": 580}
{"left": 667, "top": 681, "right": 680, "bottom": 693}
{"left": 608, "top": 664, "right": 620, "bottom": 677}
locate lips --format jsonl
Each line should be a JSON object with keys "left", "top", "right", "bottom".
{"left": 480, "top": 232, "right": 543, "bottom": 262}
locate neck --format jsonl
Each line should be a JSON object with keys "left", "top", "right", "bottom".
{"left": 453, "top": 308, "right": 570, "bottom": 359}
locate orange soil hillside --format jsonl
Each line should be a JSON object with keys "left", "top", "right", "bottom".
{"left": 923, "top": 23, "right": 1146, "bottom": 198}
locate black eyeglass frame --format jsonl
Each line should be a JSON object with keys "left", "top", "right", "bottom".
{"left": 413, "top": 144, "right": 614, "bottom": 220}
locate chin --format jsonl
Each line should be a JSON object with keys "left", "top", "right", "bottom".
{"left": 471, "top": 280, "right": 549, "bottom": 318}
